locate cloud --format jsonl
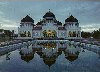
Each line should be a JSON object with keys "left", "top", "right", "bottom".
{"left": 0, "top": 10, "right": 18, "bottom": 33}
{"left": 0, "top": 1, "right": 100, "bottom": 33}
{"left": 81, "top": 23, "right": 100, "bottom": 32}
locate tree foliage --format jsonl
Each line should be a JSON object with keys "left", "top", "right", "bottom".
{"left": 92, "top": 29, "right": 100, "bottom": 39}
{"left": 81, "top": 28, "right": 100, "bottom": 39}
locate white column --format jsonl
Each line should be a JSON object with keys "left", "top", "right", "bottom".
{"left": 76, "top": 31, "right": 77, "bottom": 38}
{"left": 18, "top": 27, "right": 20, "bottom": 37}
{"left": 80, "top": 31, "right": 81, "bottom": 37}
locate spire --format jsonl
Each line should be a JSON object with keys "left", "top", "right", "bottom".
{"left": 43, "top": 9, "right": 55, "bottom": 18}
{"left": 29, "top": 14, "right": 30, "bottom": 16}
{"left": 69, "top": 12, "right": 71, "bottom": 16}
{"left": 49, "top": 9, "right": 50, "bottom": 12}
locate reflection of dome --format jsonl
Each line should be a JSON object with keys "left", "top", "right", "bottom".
{"left": 36, "top": 47, "right": 61, "bottom": 67}
{"left": 37, "top": 51, "right": 58, "bottom": 67}
{"left": 64, "top": 51, "right": 79, "bottom": 62}
{"left": 65, "top": 54, "right": 78, "bottom": 62}
{"left": 65, "top": 15, "right": 78, "bottom": 22}
{"left": 19, "top": 51, "right": 34, "bottom": 63}
{"left": 21, "top": 15, "right": 34, "bottom": 23}
{"left": 43, "top": 58, "right": 56, "bottom": 67}
{"left": 43, "top": 11, "right": 55, "bottom": 18}
{"left": 21, "top": 54, "right": 34, "bottom": 62}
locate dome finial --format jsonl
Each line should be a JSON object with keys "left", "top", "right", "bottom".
{"left": 69, "top": 12, "right": 71, "bottom": 16}
{"left": 43, "top": 9, "right": 55, "bottom": 18}
{"left": 49, "top": 9, "right": 50, "bottom": 12}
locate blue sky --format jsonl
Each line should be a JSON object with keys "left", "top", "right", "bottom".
{"left": 0, "top": 1, "right": 100, "bottom": 33}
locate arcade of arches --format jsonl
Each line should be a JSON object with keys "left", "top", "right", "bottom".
{"left": 20, "top": 31, "right": 31, "bottom": 37}
{"left": 68, "top": 31, "right": 80, "bottom": 37}
{"left": 42, "top": 30, "right": 57, "bottom": 38}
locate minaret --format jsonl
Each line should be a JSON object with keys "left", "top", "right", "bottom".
{"left": 64, "top": 15, "right": 79, "bottom": 28}
{"left": 64, "top": 15, "right": 81, "bottom": 39}
{"left": 18, "top": 15, "right": 34, "bottom": 38}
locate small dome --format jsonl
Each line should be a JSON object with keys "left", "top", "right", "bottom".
{"left": 36, "top": 21, "right": 43, "bottom": 25}
{"left": 54, "top": 20, "right": 62, "bottom": 25}
{"left": 21, "top": 15, "right": 34, "bottom": 23}
{"left": 65, "top": 15, "right": 78, "bottom": 22}
{"left": 57, "top": 21, "right": 62, "bottom": 25}
{"left": 43, "top": 11, "right": 55, "bottom": 18}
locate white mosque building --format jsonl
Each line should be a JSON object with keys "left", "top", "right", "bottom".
{"left": 18, "top": 10, "right": 81, "bottom": 39}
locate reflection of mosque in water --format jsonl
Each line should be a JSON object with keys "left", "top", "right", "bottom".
{"left": 19, "top": 42, "right": 81, "bottom": 67}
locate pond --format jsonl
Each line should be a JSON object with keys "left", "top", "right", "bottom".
{"left": 0, "top": 41, "right": 100, "bottom": 72}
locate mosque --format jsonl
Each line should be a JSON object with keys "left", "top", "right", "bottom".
{"left": 18, "top": 10, "right": 81, "bottom": 39}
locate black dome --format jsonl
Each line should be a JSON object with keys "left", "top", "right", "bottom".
{"left": 43, "top": 11, "right": 55, "bottom": 18}
{"left": 57, "top": 21, "right": 62, "bottom": 25}
{"left": 36, "top": 21, "right": 43, "bottom": 25}
{"left": 21, "top": 15, "right": 34, "bottom": 23}
{"left": 65, "top": 15, "right": 78, "bottom": 22}
{"left": 54, "top": 20, "right": 62, "bottom": 25}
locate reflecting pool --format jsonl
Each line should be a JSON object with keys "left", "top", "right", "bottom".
{"left": 0, "top": 41, "right": 100, "bottom": 72}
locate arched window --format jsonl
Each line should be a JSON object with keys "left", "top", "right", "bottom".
{"left": 43, "top": 30, "right": 47, "bottom": 37}
{"left": 73, "top": 31, "right": 76, "bottom": 37}
{"left": 27, "top": 31, "right": 31, "bottom": 37}
{"left": 42, "top": 30, "right": 57, "bottom": 38}
{"left": 24, "top": 31, "right": 26, "bottom": 37}
{"left": 69, "top": 31, "right": 71, "bottom": 37}
{"left": 78, "top": 31, "right": 80, "bottom": 37}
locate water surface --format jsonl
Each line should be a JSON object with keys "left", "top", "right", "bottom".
{"left": 0, "top": 41, "right": 100, "bottom": 72}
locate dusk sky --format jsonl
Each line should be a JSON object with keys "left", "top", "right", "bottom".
{"left": 0, "top": 1, "right": 100, "bottom": 33}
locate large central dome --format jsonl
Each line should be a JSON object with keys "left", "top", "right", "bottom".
{"left": 43, "top": 11, "right": 55, "bottom": 18}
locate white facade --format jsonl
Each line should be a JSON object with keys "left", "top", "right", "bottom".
{"left": 65, "top": 22, "right": 81, "bottom": 39}
{"left": 18, "top": 22, "right": 33, "bottom": 37}
{"left": 18, "top": 11, "right": 81, "bottom": 39}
